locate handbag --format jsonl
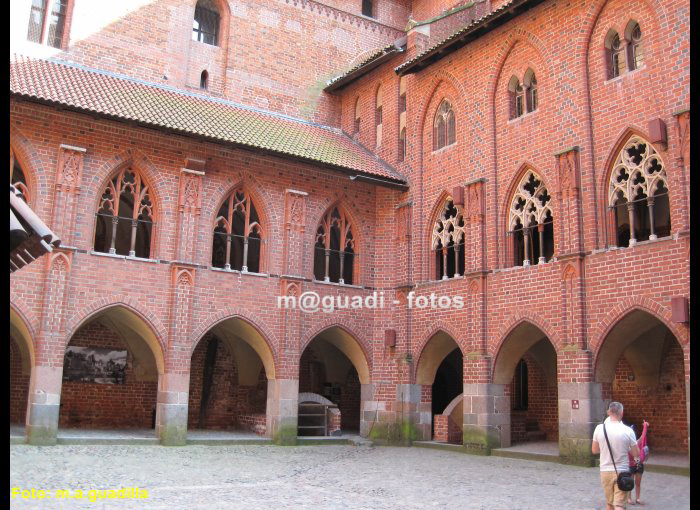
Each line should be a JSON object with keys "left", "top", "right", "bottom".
{"left": 603, "top": 423, "right": 635, "bottom": 492}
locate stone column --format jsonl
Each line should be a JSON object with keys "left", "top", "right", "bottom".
{"left": 266, "top": 378, "right": 299, "bottom": 445}
{"left": 557, "top": 349, "right": 606, "bottom": 466}
{"left": 25, "top": 365, "right": 63, "bottom": 445}
{"left": 156, "top": 372, "right": 190, "bottom": 446}
{"left": 463, "top": 382, "right": 510, "bottom": 454}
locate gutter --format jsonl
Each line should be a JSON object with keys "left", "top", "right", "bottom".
{"left": 325, "top": 37, "right": 407, "bottom": 92}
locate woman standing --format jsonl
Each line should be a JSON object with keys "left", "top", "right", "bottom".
{"left": 628, "top": 420, "right": 650, "bottom": 505}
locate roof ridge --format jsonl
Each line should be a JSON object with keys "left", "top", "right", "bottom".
{"left": 10, "top": 53, "right": 344, "bottom": 134}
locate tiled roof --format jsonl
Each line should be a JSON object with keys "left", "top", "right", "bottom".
{"left": 395, "top": 0, "right": 543, "bottom": 75}
{"left": 10, "top": 56, "right": 406, "bottom": 186}
{"left": 325, "top": 39, "right": 405, "bottom": 91}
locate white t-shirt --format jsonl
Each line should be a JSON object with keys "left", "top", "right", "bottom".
{"left": 593, "top": 418, "right": 637, "bottom": 472}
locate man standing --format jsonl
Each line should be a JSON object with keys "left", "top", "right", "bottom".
{"left": 592, "top": 402, "right": 641, "bottom": 510}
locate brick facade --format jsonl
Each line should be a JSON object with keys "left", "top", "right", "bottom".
{"left": 10, "top": 0, "right": 689, "bottom": 459}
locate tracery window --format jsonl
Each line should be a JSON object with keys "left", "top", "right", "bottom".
{"left": 431, "top": 198, "right": 465, "bottom": 280}
{"left": 314, "top": 206, "right": 355, "bottom": 284}
{"left": 10, "top": 149, "right": 30, "bottom": 203}
{"left": 608, "top": 136, "right": 669, "bottom": 247}
{"left": 605, "top": 30, "right": 626, "bottom": 79}
{"left": 212, "top": 188, "right": 263, "bottom": 272}
{"left": 94, "top": 168, "right": 154, "bottom": 258}
{"left": 27, "top": 0, "right": 68, "bottom": 49}
{"left": 507, "top": 170, "right": 554, "bottom": 266}
{"left": 193, "top": 0, "right": 220, "bottom": 46}
{"left": 626, "top": 22, "right": 644, "bottom": 71}
{"left": 433, "top": 100, "right": 456, "bottom": 151}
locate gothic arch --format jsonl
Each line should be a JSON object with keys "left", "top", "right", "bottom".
{"left": 418, "top": 79, "right": 462, "bottom": 155}
{"left": 89, "top": 150, "right": 164, "bottom": 258}
{"left": 491, "top": 318, "right": 557, "bottom": 385}
{"left": 416, "top": 69, "right": 467, "bottom": 141}
{"left": 10, "top": 302, "right": 36, "bottom": 373}
{"left": 414, "top": 327, "right": 462, "bottom": 385}
{"left": 492, "top": 312, "right": 560, "bottom": 361}
{"left": 299, "top": 321, "right": 372, "bottom": 384}
{"left": 189, "top": 312, "right": 277, "bottom": 381}
{"left": 10, "top": 126, "right": 43, "bottom": 208}
{"left": 63, "top": 300, "right": 167, "bottom": 375}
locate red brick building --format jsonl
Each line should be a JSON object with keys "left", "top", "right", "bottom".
{"left": 9, "top": 0, "right": 689, "bottom": 464}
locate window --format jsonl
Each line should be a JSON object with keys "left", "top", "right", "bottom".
{"left": 353, "top": 97, "right": 361, "bottom": 134}
{"left": 433, "top": 100, "right": 456, "bottom": 151}
{"left": 513, "top": 360, "right": 528, "bottom": 410}
{"left": 193, "top": 0, "right": 220, "bottom": 46}
{"left": 94, "top": 167, "right": 154, "bottom": 258}
{"left": 314, "top": 206, "right": 356, "bottom": 284}
{"left": 608, "top": 136, "right": 669, "bottom": 247}
{"left": 524, "top": 69, "right": 538, "bottom": 113}
{"left": 605, "top": 29, "right": 626, "bottom": 79}
{"left": 10, "top": 149, "right": 30, "bottom": 203}
{"left": 27, "top": 0, "right": 68, "bottom": 48}
{"left": 626, "top": 22, "right": 643, "bottom": 71}
{"left": 375, "top": 86, "right": 383, "bottom": 147}
{"left": 398, "top": 76, "right": 407, "bottom": 162}
{"left": 200, "top": 70, "right": 209, "bottom": 90}
{"left": 508, "top": 77, "right": 525, "bottom": 119}
{"left": 362, "top": 0, "right": 374, "bottom": 18}
{"left": 507, "top": 169, "right": 554, "bottom": 266}
{"left": 212, "top": 188, "right": 263, "bottom": 272}
{"left": 431, "top": 198, "right": 465, "bottom": 280}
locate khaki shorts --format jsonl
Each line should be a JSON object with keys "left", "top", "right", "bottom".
{"left": 600, "top": 471, "right": 630, "bottom": 508}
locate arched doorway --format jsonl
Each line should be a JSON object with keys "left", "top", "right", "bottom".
{"left": 298, "top": 327, "right": 369, "bottom": 437}
{"left": 188, "top": 317, "right": 275, "bottom": 436}
{"left": 493, "top": 322, "right": 558, "bottom": 448}
{"left": 595, "top": 310, "right": 688, "bottom": 453}
{"left": 59, "top": 306, "right": 164, "bottom": 434}
{"left": 10, "top": 307, "right": 33, "bottom": 433}
{"left": 415, "top": 331, "right": 463, "bottom": 443}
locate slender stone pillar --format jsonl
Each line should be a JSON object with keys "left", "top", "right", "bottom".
{"left": 25, "top": 365, "right": 62, "bottom": 445}
{"left": 156, "top": 372, "right": 189, "bottom": 446}
{"left": 462, "top": 382, "right": 510, "bottom": 454}
{"left": 266, "top": 378, "right": 298, "bottom": 445}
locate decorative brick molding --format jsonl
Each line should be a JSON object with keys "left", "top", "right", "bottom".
{"left": 176, "top": 165, "right": 204, "bottom": 263}
{"left": 51, "top": 144, "right": 86, "bottom": 245}
{"left": 283, "top": 189, "right": 307, "bottom": 277}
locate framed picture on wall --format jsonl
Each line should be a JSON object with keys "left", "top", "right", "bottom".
{"left": 62, "top": 346, "right": 127, "bottom": 384}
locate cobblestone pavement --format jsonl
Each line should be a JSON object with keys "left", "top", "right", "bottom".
{"left": 10, "top": 444, "right": 690, "bottom": 510}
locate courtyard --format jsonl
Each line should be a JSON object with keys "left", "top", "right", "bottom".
{"left": 10, "top": 443, "right": 690, "bottom": 510}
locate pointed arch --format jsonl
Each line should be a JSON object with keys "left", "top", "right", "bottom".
{"left": 300, "top": 323, "right": 371, "bottom": 385}
{"left": 10, "top": 303, "right": 36, "bottom": 374}
{"left": 428, "top": 190, "right": 465, "bottom": 280}
{"left": 312, "top": 200, "right": 361, "bottom": 285}
{"left": 9, "top": 127, "right": 43, "bottom": 208}
{"left": 415, "top": 329, "right": 462, "bottom": 385}
{"left": 492, "top": 319, "right": 557, "bottom": 385}
{"left": 210, "top": 181, "right": 267, "bottom": 272}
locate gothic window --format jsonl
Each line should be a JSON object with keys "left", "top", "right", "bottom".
{"left": 354, "top": 97, "right": 361, "bottom": 134}
{"left": 433, "top": 100, "right": 456, "bottom": 151}
{"left": 193, "top": 0, "right": 220, "bottom": 46}
{"left": 605, "top": 30, "right": 625, "bottom": 79}
{"left": 94, "top": 168, "right": 154, "bottom": 258}
{"left": 508, "top": 170, "right": 554, "bottom": 266}
{"left": 608, "top": 136, "right": 669, "bottom": 247}
{"left": 10, "top": 149, "right": 30, "bottom": 203}
{"left": 375, "top": 86, "right": 383, "bottom": 147}
{"left": 626, "top": 21, "right": 644, "bottom": 71}
{"left": 524, "top": 69, "right": 538, "bottom": 113}
{"left": 314, "top": 206, "right": 355, "bottom": 284}
{"left": 431, "top": 198, "right": 465, "bottom": 280}
{"left": 27, "top": 0, "right": 68, "bottom": 49}
{"left": 508, "top": 77, "right": 525, "bottom": 119}
{"left": 200, "top": 70, "right": 209, "bottom": 90}
{"left": 212, "top": 188, "right": 263, "bottom": 272}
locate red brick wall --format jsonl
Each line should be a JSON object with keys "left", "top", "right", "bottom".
{"left": 10, "top": 336, "right": 30, "bottom": 425}
{"left": 58, "top": 321, "right": 158, "bottom": 429}
{"left": 610, "top": 338, "right": 688, "bottom": 453}
{"left": 188, "top": 333, "right": 267, "bottom": 431}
